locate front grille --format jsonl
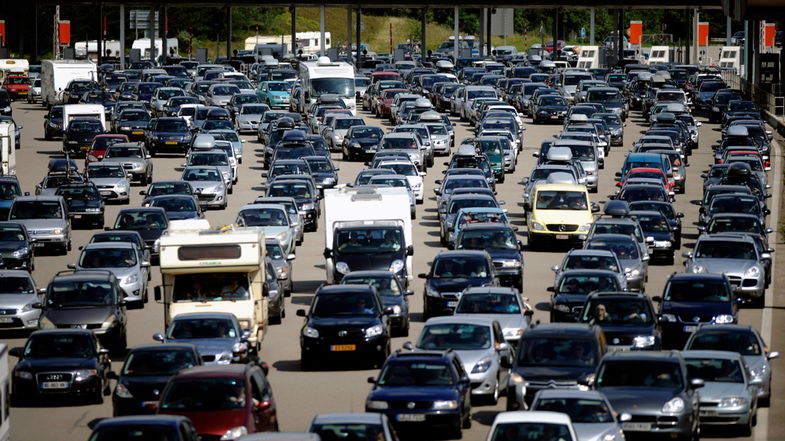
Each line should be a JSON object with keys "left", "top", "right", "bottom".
{"left": 727, "top": 276, "right": 742, "bottom": 287}
{"left": 389, "top": 400, "right": 434, "bottom": 410}
{"left": 198, "top": 193, "right": 216, "bottom": 201}
{"left": 546, "top": 224, "right": 578, "bottom": 232}
{"left": 526, "top": 380, "right": 578, "bottom": 389}
{"left": 0, "top": 308, "right": 17, "bottom": 315}
{"left": 678, "top": 315, "right": 714, "bottom": 324}
{"left": 122, "top": 163, "right": 135, "bottom": 169}
{"left": 37, "top": 372, "right": 73, "bottom": 382}
{"left": 324, "top": 328, "right": 365, "bottom": 339}
{"left": 202, "top": 355, "right": 216, "bottom": 362}
{"left": 0, "top": 318, "right": 22, "bottom": 328}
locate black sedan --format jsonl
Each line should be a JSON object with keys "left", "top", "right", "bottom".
{"left": 112, "top": 109, "right": 151, "bottom": 141}
{"left": 62, "top": 118, "right": 106, "bottom": 157}
{"left": 10, "top": 329, "right": 112, "bottom": 405}
{"left": 145, "top": 117, "right": 192, "bottom": 156}
{"left": 0, "top": 221, "right": 35, "bottom": 271}
{"left": 56, "top": 183, "right": 105, "bottom": 229}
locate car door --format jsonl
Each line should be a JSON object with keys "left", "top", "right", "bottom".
{"left": 251, "top": 369, "right": 275, "bottom": 432}
{"left": 452, "top": 357, "right": 471, "bottom": 415}
{"left": 492, "top": 321, "right": 511, "bottom": 384}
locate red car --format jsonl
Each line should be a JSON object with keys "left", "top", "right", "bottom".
{"left": 616, "top": 167, "right": 674, "bottom": 191}
{"left": 543, "top": 40, "right": 565, "bottom": 53}
{"left": 157, "top": 364, "right": 278, "bottom": 439}
{"left": 2, "top": 75, "right": 30, "bottom": 100}
{"left": 86, "top": 134, "right": 129, "bottom": 164}
{"left": 376, "top": 88, "right": 409, "bottom": 118}
{"left": 370, "top": 71, "right": 402, "bottom": 84}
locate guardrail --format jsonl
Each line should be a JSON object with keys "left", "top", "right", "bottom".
{"left": 721, "top": 69, "right": 785, "bottom": 117}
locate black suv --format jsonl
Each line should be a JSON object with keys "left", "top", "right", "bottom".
{"left": 62, "top": 118, "right": 106, "bottom": 156}
{"left": 595, "top": 351, "right": 702, "bottom": 441}
{"left": 419, "top": 250, "right": 498, "bottom": 319}
{"left": 506, "top": 323, "right": 606, "bottom": 410}
{"left": 578, "top": 291, "right": 661, "bottom": 351}
{"left": 56, "top": 182, "right": 105, "bottom": 229}
{"left": 145, "top": 117, "right": 192, "bottom": 156}
{"left": 654, "top": 273, "right": 737, "bottom": 349}
{"left": 297, "top": 284, "right": 392, "bottom": 370}
{"left": 365, "top": 349, "right": 472, "bottom": 438}
{"left": 38, "top": 270, "right": 128, "bottom": 354}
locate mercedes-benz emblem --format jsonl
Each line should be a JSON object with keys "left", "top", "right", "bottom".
{"left": 407, "top": 402, "right": 416, "bottom": 409}
{"left": 338, "top": 330, "right": 348, "bottom": 337}
{"left": 558, "top": 224, "right": 567, "bottom": 232}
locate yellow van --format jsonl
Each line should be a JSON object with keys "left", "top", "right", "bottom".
{"left": 526, "top": 183, "right": 597, "bottom": 250}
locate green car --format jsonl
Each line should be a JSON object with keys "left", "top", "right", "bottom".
{"left": 256, "top": 81, "right": 292, "bottom": 109}
{"left": 474, "top": 137, "right": 506, "bottom": 183}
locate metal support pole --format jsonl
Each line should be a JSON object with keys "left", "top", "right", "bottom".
{"left": 319, "top": 5, "right": 326, "bottom": 56}
{"left": 590, "top": 8, "right": 595, "bottom": 45}
{"left": 487, "top": 8, "right": 492, "bottom": 56}
{"left": 552, "top": 8, "right": 558, "bottom": 60}
{"left": 744, "top": 20, "right": 750, "bottom": 79}
{"left": 148, "top": 5, "right": 155, "bottom": 62}
{"left": 726, "top": 16, "right": 732, "bottom": 46}
{"left": 453, "top": 7, "right": 459, "bottom": 64}
{"left": 347, "top": 8, "right": 352, "bottom": 58}
{"left": 693, "top": 9, "right": 699, "bottom": 64}
{"left": 617, "top": 9, "right": 624, "bottom": 66}
{"left": 480, "top": 9, "right": 485, "bottom": 57}
{"left": 226, "top": 6, "right": 232, "bottom": 58}
{"left": 120, "top": 4, "right": 125, "bottom": 69}
{"left": 161, "top": 6, "right": 168, "bottom": 64}
{"left": 290, "top": 6, "right": 296, "bottom": 58}
{"left": 356, "top": 7, "right": 361, "bottom": 67}
{"left": 421, "top": 8, "right": 427, "bottom": 59}
{"left": 97, "top": 3, "right": 103, "bottom": 65}
{"left": 752, "top": 20, "right": 760, "bottom": 85}
{"left": 684, "top": 9, "right": 690, "bottom": 65}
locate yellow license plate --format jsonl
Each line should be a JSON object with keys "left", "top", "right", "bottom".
{"left": 133, "top": 131, "right": 144, "bottom": 135}
{"left": 165, "top": 141, "right": 178, "bottom": 145}
{"left": 330, "top": 344, "right": 356, "bottom": 352}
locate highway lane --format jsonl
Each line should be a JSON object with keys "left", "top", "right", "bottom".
{"left": 4, "top": 95, "right": 784, "bottom": 441}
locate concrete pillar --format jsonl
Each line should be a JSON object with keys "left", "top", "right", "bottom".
{"left": 161, "top": 6, "right": 168, "bottom": 64}
{"left": 453, "top": 7, "right": 459, "bottom": 64}
{"left": 319, "top": 5, "right": 326, "bottom": 56}
{"left": 590, "top": 8, "right": 595, "bottom": 45}
{"left": 421, "top": 8, "right": 427, "bottom": 59}
{"left": 148, "top": 6, "right": 155, "bottom": 62}
{"left": 480, "top": 9, "right": 486, "bottom": 57}
{"left": 356, "top": 7, "right": 361, "bottom": 67}
{"left": 726, "top": 16, "right": 732, "bottom": 46}
{"left": 347, "top": 8, "right": 352, "bottom": 58}
{"left": 120, "top": 4, "right": 125, "bottom": 69}
{"left": 226, "top": 6, "right": 232, "bottom": 58}
{"left": 97, "top": 3, "right": 103, "bottom": 65}
{"left": 487, "top": 8, "right": 493, "bottom": 56}
{"left": 290, "top": 6, "right": 296, "bottom": 58}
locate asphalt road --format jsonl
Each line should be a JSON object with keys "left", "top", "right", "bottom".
{"left": 4, "top": 94, "right": 784, "bottom": 441}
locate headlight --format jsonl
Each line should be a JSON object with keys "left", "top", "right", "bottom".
{"left": 390, "top": 305, "right": 402, "bottom": 314}
{"left": 366, "top": 400, "right": 389, "bottom": 409}
{"left": 510, "top": 372, "right": 524, "bottom": 384}
{"left": 335, "top": 261, "right": 350, "bottom": 275}
{"left": 302, "top": 326, "right": 319, "bottom": 338}
{"left": 425, "top": 285, "right": 441, "bottom": 297}
{"left": 75, "top": 368, "right": 98, "bottom": 382}
{"left": 472, "top": 357, "right": 493, "bottom": 373}
{"left": 531, "top": 222, "right": 545, "bottom": 231}
{"left": 553, "top": 304, "right": 571, "bottom": 312}
{"left": 718, "top": 397, "right": 747, "bottom": 408}
{"left": 691, "top": 265, "right": 707, "bottom": 274}
{"left": 749, "top": 365, "right": 765, "bottom": 379}
{"left": 113, "top": 383, "right": 134, "bottom": 398}
{"left": 433, "top": 400, "right": 458, "bottom": 409}
{"left": 365, "top": 324, "right": 384, "bottom": 338}
{"left": 660, "top": 313, "right": 677, "bottom": 322}
{"left": 603, "top": 435, "right": 617, "bottom": 441}
{"left": 19, "top": 303, "right": 34, "bottom": 313}
{"left": 713, "top": 314, "right": 735, "bottom": 324}
{"left": 578, "top": 223, "right": 591, "bottom": 232}
{"left": 276, "top": 266, "right": 289, "bottom": 279}
{"left": 11, "top": 247, "right": 29, "bottom": 258}
{"left": 712, "top": 107, "right": 720, "bottom": 112}
{"left": 51, "top": 228, "right": 63, "bottom": 235}
{"left": 220, "top": 426, "right": 248, "bottom": 441}
{"left": 632, "top": 335, "right": 656, "bottom": 348}
{"left": 302, "top": 202, "right": 315, "bottom": 211}
{"left": 744, "top": 266, "right": 760, "bottom": 278}
{"left": 389, "top": 260, "right": 405, "bottom": 273}
{"left": 498, "top": 259, "right": 521, "bottom": 268}
{"left": 629, "top": 269, "right": 641, "bottom": 277}
{"left": 662, "top": 397, "right": 685, "bottom": 413}
{"left": 38, "top": 316, "right": 55, "bottom": 329}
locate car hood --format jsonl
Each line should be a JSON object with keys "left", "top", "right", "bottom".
{"left": 167, "top": 211, "right": 199, "bottom": 221}
{"left": 573, "top": 423, "right": 622, "bottom": 441}
{"left": 369, "top": 386, "right": 458, "bottom": 402}
{"left": 152, "top": 131, "right": 189, "bottom": 138}
{"left": 66, "top": 199, "right": 103, "bottom": 211}
{"left": 692, "top": 258, "right": 757, "bottom": 275}
{"left": 511, "top": 364, "right": 595, "bottom": 381}
{"left": 268, "top": 91, "right": 290, "bottom": 98}
{"left": 120, "top": 375, "right": 172, "bottom": 400}
{"left": 336, "top": 253, "right": 403, "bottom": 273}
{"left": 484, "top": 248, "right": 522, "bottom": 261}
{"left": 190, "top": 181, "right": 224, "bottom": 192}
{"left": 309, "top": 316, "right": 381, "bottom": 328}
{"left": 698, "top": 381, "right": 750, "bottom": 401}
{"left": 428, "top": 277, "right": 492, "bottom": 293}
{"left": 16, "top": 357, "right": 97, "bottom": 372}
{"left": 119, "top": 121, "right": 148, "bottom": 129}
{"left": 661, "top": 301, "right": 733, "bottom": 317}
{"left": 44, "top": 307, "right": 114, "bottom": 325}
{"left": 0, "top": 294, "right": 37, "bottom": 308}
{"left": 600, "top": 387, "right": 681, "bottom": 411}
{"left": 0, "top": 240, "right": 27, "bottom": 253}
{"left": 90, "top": 177, "right": 127, "bottom": 187}
{"left": 103, "top": 158, "right": 145, "bottom": 166}
{"left": 238, "top": 114, "right": 262, "bottom": 122}
{"left": 454, "top": 313, "right": 526, "bottom": 332}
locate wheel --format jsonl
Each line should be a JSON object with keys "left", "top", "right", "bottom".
{"left": 91, "top": 382, "right": 104, "bottom": 405}
{"left": 527, "top": 235, "right": 538, "bottom": 251}
{"left": 228, "top": 186, "right": 233, "bottom": 195}
{"left": 44, "top": 131, "right": 51, "bottom": 141}
{"left": 139, "top": 174, "right": 148, "bottom": 186}
{"left": 739, "top": 416, "right": 753, "bottom": 437}
{"left": 67, "top": 240, "right": 72, "bottom": 252}
{"left": 269, "top": 308, "right": 282, "bottom": 325}
{"left": 462, "top": 411, "right": 472, "bottom": 429}
{"left": 300, "top": 352, "right": 315, "bottom": 371}
{"left": 486, "top": 377, "right": 500, "bottom": 405}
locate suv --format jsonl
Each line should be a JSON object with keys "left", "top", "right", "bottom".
{"left": 595, "top": 351, "right": 702, "bottom": 440}
{"left": 102, "top": 143, "right": 154, "bottom": 185}
{"left": 8, "top": 195, "right": 71, "bottom": 255}
{"left": 525, "top": 183, "right": 597, "bottom": 250}
{"left": 55, "top": 182, "right": 105, "bottom": 229}
{"left": 365, "top": 349, "right": 472, "bottom": 438}
{"left": 578, "top": 291, "right": 661, "bottom": 351}
{"left": 419, "top": 250, "right": 498, "bottom": 319}
{"left": 38, "top": 270, "right": 128, "bottom": 354}
{"left": 506, "top": 323, "right": 606, "bottom": 410}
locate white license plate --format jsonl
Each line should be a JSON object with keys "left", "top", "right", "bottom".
{"left": 700, "top": 410, "right": 717, "bottom": 416}
{"left": 555, "top": 234, "right": 570, "bottom": 240}
{"left": 683, "top": 326, "right": 698, "bottom": 333}
{"left": 447, "top": 301, "right": 458, "bottom": 308}
{"left": 100, "top": 191, "right": 112, "bottom": 196}
{"left": 397, "top": 414, "right": 426, "bottom": 422}
{"left": 41, "top": 382, "right": 69, "bottom": 390}
{"left": 623, "top": 422, "right": 652, "bottom": 431}
{"left": 608, "top": 345, "right": 630, "bottom": 352}
{"left": 73, "top": 215, "right": 82, "bottom": 219}
{"left": 0, "top": 317, "right": 13, "bottom": 323}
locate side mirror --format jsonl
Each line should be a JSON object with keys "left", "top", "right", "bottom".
{"left": 402, "top": 341, "right": 414, "bottom": 351}
{"left": 404, "top": 290, "right": 414, "bottom": 296}
{"left": 690, "top": 378, "right": 705, "bottom": 389}
{"left": 406, "top": 245, "right": 414, "bottom": 256}
{"left": 141, "top": 261, "right": 151, "bottom": 268}
{"left": 682, "top": 251, "right": 693, "bottom": 259}
{"left": 367, "top": 376, "right": 377, "bottom": 384}
{"left": 106, "top": 371, "right": 119, "bottom": 380}
{"left": 619, "top": 413, "right": 632, "bottom": 422}
{"left": 296, "top": 309, "right": 307, "bottom": 317}
{"left": 8, "top": 347, "right": 23, "bottom": 358}
{"left": 417, "top": 273, "right": 428, "bottom": 279}
{"left": 67, "top": 263, "right": 76, "bottom": 269}
{"left": 152, "top": 333, "right": 165, "bottom": 342}
{"left": 287, "top": 254, "right": 296, "bottom": 261}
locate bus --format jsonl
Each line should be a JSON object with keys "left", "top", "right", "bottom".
{"left": 154, "top": 225, "right": 269, "bottom": 351}
{"left": 298, "top": 56, "right": 357, "bottom": 115}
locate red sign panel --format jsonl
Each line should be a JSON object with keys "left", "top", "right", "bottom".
{"left": 59, "top": 20, "right": 71, "bottom": 45}
{"left": 629, "top": 21, "right": 643, "bottom": 46}
{"left": 764, "top": 23, "right": 776, "bottom": 47}
{"left": 698, "top": 22, "right": 709, "bottom": 47}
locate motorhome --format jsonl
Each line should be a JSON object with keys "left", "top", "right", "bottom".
{"left": 131, "top": 38, "right": 180, "bottom": 60}
{"left": 299, "top": 57, "right": 357, "bottom": 115}
{"left": 576, "top": 46, "right": 600, "bottom": 69}
{"left": 154, "top": 223, "right": 269, "bottom": 351}
{"left": 0, "top": 121, "right": 17, "bottom": 175}
{"left": 62, "top": 104, "right": 106, "bottom": 131}
{"left": 323, "top": 186, "right": 413, "bottom": 284}
{"left": 0, "top": 59, "right": 29, "bottom": 83}
{"left": 245, "top": 32, "right": 331, "bottom": 55}
{"left": 648, "top": 46, "right": 671, "bottom": 65}
{"left": 40, "top": 60, "right": 97, "bottom": 107}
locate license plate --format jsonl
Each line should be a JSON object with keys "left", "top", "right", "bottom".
{"left": 622, "top": 423, "right": 652, "bottom": 431}
{"left": 700, "top": 410, "right": 717, "bottom": 416}
{"left": 100, "top": 191, "right": 112, "bottom": 196}
{"left": 132, "top": 131, "right": 144, "bottom": 135}
{"left": 397, "top": 414, "right": 426, "bottom": 422}
{"left": 73, "top": 215, "right": 82, "bottom": 219}
{"left": 551, "top": 115, "right": 560, "bottom": 119}
{"left": 165, "top": 141, "right": 178, "bottom": 145}
{"left": 555, "top": 234, "right": 569, "bottom": 240}
{"left": 0, "top": 317, "right": 13, "bottom": 323}
{"left": 447, "top": 301, "right": 458, "bottom": 308}
{"left": 608, "top": 345, "right": 630, "bottom": 352}
{"left": 683, "top": 326, "right": 698, "bottom": 333}
{"left": 330, "top": 344, "right": 356, "bottom": 352}
{"left": 41, "top": 382, "right": 68, "bottom": 390}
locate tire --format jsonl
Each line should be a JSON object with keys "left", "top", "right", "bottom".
{"left": 739, "top": 417, "right": 753, "bottom": 437}
{"left": 527, "top": 235, "right": 538, "bottom": 251}
{"left": 269, "top": 308, "right": 282, "bottom": 325}
{"left": 91, "top": 382, "right": 104, "bottom": 405}
{"left": 487, "top": 377, "right": 500, "bottom": 405}
{"left": 462, "top": 411, "right": 472, "bottom": 429}
{"left": 300, "top": 352, "right": 315, "bottom": 371}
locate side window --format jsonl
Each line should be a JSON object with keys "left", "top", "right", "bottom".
{"left": 252, "top": 370, "right": 268, "bottom": 402}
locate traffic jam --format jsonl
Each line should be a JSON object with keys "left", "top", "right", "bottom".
{"left": 0, "top": 39, "right": 779, "bottom": 441}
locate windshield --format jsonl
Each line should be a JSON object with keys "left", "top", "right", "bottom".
{"left": 634, "top": 214, "right": 671, "bottom": 232}
{"left": 587, "top": 238, "right": 639, "bottom": 259}
{"left": 598, "top": 360, "right": 683, "bottom": 389}
{"left": 24, "top": 334, "right": 94, "bottom": 358}
{"left": 240, "top": 105, "right": 267, "bottom": 115}
{"left": 695, "top": 241, "right": 756, "bottom": 260}
{"left": 57, "top": 186, "right": 100, "bottom": 200}
{"left": 559, "top": 274, "right": 620, "bottom": 295}
{"left": 47, "top": 280, "right": 115, "bottom": 307}
{"left": 534, "top": 398, "right": 614, "bottom": 423}
{"left": 701, "top": 82, "right": 725, "bottom": 92}
{"left": 149, "top": 183, "right": 191, "bottom": 196}
{"left": 467, "top": 89, "right": 497, "bottom": 100}
{"left": 311, "top": 291, "right": 379, "bottom": 317}
{"left": 685, "top": 358, "right": 744, "bottom": 383}
{"left": 183, "top": 168, "right": 222, "bottom": 182}
{"left": 238, "top": 208, "right": 288, "bottom": 226}
{"left": 311, "top": 424, "right": 385, "bottom": 441}
{"left": 432, "top": 257, "right": 490, "bottom": 278}
{"left": 709, "top": 197, "right": 759, "bottom": 215}
{"left": 688, "top": 331, "right": 761, "bottom": 355}
{"left": 172, "top": 273, "right": 251, "bottom": 302}
{"left": 369, "top": 176, "right": 410, "bottom": 189}
{"left": 352, "top": 127, "right": 383, "bottom": 139}
{"left": 161, "top": 378, "right": 247, "bottom": 411}
{"left": 268, "top": 183, "right": 311, "bottom": 199}
{"left": 335, "top": 228, "right": 402, "bottom": 254}
{"left": 708, "top": 217, "right": 760, "bottom": 234}
{"left": 490, "top": 423, "right": 573, "bottom": 441}
{"left": 115, "top": 211, "right": 167, "bottom": 230}
{"left": 540, "top": 96, "right": 565, "bottom": 106}
{"left": 379, "top": 163, "right": 416, "bottom": 176}
{"left": 0, "top": 275, "right": 35, "bottom": 294}
{"left": 335, "top": 118, "right": 362, "bottom": 130}
{"left": 535, "top": 191, "right": 588, "bottom": 210}
{"left": 266, "top": 82, "right": 289, "bottom": 92}
{"left": 665, "top": 279, "right": 731, "bottom": 302}
{"left": 569, "top": 145, "right": 596, "bottom": 161}
{"left": 88, "top": 165, "right": 125, "bottom": 178}
{"left": 305, "top": 159, "right": 332, "bottom": 173}
{"left": 587, "top": 90, "right": 623, "bottom": 103}
{"left": 211, "top": 85, "right": 240, "bottom": 95}
{"left": 69, "top": 121, "right": 103, "bottom": 132}
{"left": 417, "top": 323, "right": 491, "bottom": 350}
{"left": 10, "top": 201, "right": 62, "bottom": 220}
{"left": 581, "top": 298, "right": 653, "bottom": 325}
{"left": 381, "top": 137, "right": 418, "bottom": 150}
{"left": 168, "top": 317, "right": 237, "bottom": 339}
{"left": 120, "top": 111, "right": 149, "bottom": 122}
{"left": 154, "top": 120, "right": 188, "bottom": 132}
{"left": 563, "top": 255, "right": 619, "bottom": 271}
{"left": 122, "top": 349, "right": 198, "bottom": 377}
{"left": 310, "top": 78, "right": 355, "bottom": 98}
{"left": 151, "top": 197, "right": 197, "bottom": 213}
{"left": 157, "top": 89, "right": 184, "bottom": 100}
{"left": 455, "top": 293, "right": 521, "bottom": 314}
{"left": 377, "top": 361, "right": 454, "bottom": 386}
{"left": 620, "top": 186, "right": 666, "bottom": 202}
{"left": 458, "top": 228, "right": 518, "bottom": 250}
{"left": 80, "top": 248, "right": 137, "bottom": 268}
{"left": 343, "top": 276, "right": 401, "bottom": 297}
{"left": 476, "top": 139, "right": 502, "bottom": 156}
{"left": 444, "top": 178, "right": 487, "bottom": 192}
{"left": 105, "top": 147, "right": 144, "bottom": 158}
{"left": 518, "top": 337, "right": 595, "bottom": 367}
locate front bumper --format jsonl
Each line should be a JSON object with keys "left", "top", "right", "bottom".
{"left": 301, "top": 335, "right": 389, "bottom": 360}
{"left": 619, "top": 411, "right": 694, "bottom": 437}
{"left": 0, "top": 308, "right": 40, "bottom": 329}
{"left": 13, "top": 373, "right": 102, "bottom": 400}
{"left": 148, "top": 139, "right": 188, "bottom": 152}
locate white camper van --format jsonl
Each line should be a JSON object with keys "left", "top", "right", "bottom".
{"left": 40, "top": 60, "right": 97, "bottom": 107}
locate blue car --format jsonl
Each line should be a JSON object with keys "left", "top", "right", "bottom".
{"left": 256, "top": 81, "right": 292, "bottom": 109}
{"left": 365, "top": 350, "right": 472, "bottom": 438}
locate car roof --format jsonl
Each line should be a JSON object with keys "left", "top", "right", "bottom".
{"left": 435, "top": 250, "right": 490, "bottom": 259}
{"left": 493, "top": 411, "right": 573, "bottom": 425}
{"left": 317, "top": 284, "right": 375, "bottom": 294}
{"left": 525, "top": 323, "right": 597, "bottom": 336}
{"left": 310, "top": 413, "right": 384, "bottom": 425}
{"left": 173, "top": 363, "right": 251, "bottom": 379}
{"left": 92, "top": 415, "right": 192, "bottom": 429}
{"left": 341, "top": 270, "right": 399, "bottom": 279}
{"left": 172, "top": 312, "right": 237, "bottom": 321}
{"left": 128, "top": 343, "right": 198, "bottom": 353}
{"left": 424, "top": 315, "right": 497, "bottom": 327}
{"left": 681, "top": 350, "right": 744, "bottom": 360}
{"left": 603, "top": 350, "right": 683, "bottom": 361}
{"left": 533, "top": 389, "right": 606, "bottom": 400}
{"left": 81, "top": 242, "right": 136, "bottom": 250}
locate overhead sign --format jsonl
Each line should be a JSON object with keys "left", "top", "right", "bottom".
{"left": 129, "top": 10, "right": 159, "bottom": 31}
{"left": 58, "top": 20, "right": 71, "bottom": 46}
{"left": 629, "top": 21, "right": 643, "bottom": 46}
{"left": 698, "top": 22, "right": 709, "bottom": 46}
{"left": 764, "top": 23, "right": 776, "bottom": 48}
{"left": 0, "top": 21, "right": 5, "bottom": 46}
{"left": 491, "top": 8, "right": 514, "bottom": 37}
